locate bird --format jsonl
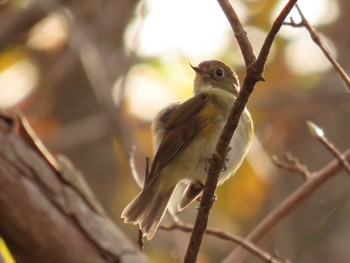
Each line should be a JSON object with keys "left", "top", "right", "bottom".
{"left": 121, "top": 60, "right": 253, "bottom": 240}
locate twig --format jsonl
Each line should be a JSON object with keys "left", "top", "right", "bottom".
{"left": 284, "top": 4, "right": 350, "bottom": 93}
{"left": 272, "top": 152, "right": 311, "bottom": 180}
{"left": 217, "top": 0, "right": 256, "bottom": 67}
{"left": 254, "top": 0, "right": 298, "bottom": 78}
{"left": 184, "top": 1, "right": 298, "bottom": 262}
{"left": 138, "top": 229, "right": 144, "bottom": 251}
{"left": 306, "top": 121, "right": 350, "bottom": 176}
{"left": 222, "top": 148, "right": 350, "bottom": 263}
{"left": 145, "top": 156, "right": 150, "bottom": 183}
{"left": 136, "top": 156, "right": 151, "bottom": 250}
{"left": 160, "top": 221, "right": 287, "bottom": 263}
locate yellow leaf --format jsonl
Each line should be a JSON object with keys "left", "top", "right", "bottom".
{"left": 0, "top": 238, "right": 15, "bottom": 263}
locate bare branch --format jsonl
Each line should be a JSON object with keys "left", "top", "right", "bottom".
{"left": 138, "top": 229, "right": 144, "bottom": 251}
{"left": 217, "top": 0, "right": 256, "bottom": 67}
{"left": 136, "top": 156, "right": 151, "bottom": 250}
{"left": 160, "top": 221, "right": 288, "bottom": 263}
{"left": 284, "top": 4, "right": 350, "bottom": 93}
{"left": 223, "top": 148, "right": 350, "bottom": 263}
{"left": 184, "top": 1, "right": 298, "bottom": 262}
{"left": 254, "top": 0, "right": 298, "bottom": 77}
{"left": 306, "top": 121, "right": 350, "bottom": 176}
{"left": 272, "top": 152, "right": 311, "bottom": 180}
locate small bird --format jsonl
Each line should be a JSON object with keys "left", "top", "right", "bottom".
{"left": 121, "top": 60, "right": 253, "bottom": 240}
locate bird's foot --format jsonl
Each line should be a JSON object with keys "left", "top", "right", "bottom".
{"left": 205, "top": 155, "right": 227, "bottom": 173}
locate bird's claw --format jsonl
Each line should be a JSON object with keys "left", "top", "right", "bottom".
{"left": 205, "top": 157, "right": 228, "bottom": 173}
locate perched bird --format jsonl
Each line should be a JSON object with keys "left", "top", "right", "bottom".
{"left": 121, "top": 60, "right": 253, "bottom": 240}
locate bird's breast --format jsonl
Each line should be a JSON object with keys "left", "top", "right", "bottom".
{"left": 198, "top": 102, "right": 225, "bottom": 140}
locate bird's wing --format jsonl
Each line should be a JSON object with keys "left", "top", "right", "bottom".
{"left": 147, "top": 93, "right": 209, "bottom": 181}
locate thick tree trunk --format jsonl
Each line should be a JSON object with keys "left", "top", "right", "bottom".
{"left": 0, "top": 112, "right": 148, "bottom": 263}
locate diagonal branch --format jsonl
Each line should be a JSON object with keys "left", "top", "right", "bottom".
{"left": 161, "top": 221, "right": 287, "bottom": 263}
{"left": 223, "top": 148, "right": 350, "bottom": 263}
{"left": 184, "top": 0, "right": 298, "bottom": 262}
{"left": 272, "top": 152, "right": 311, "bottom": 180}
{"left": 254, "top": 0, "right": 298, "bottom": 76}
{"left": 307, "top": 121, "right": 350, "bottom": 176}
{"left": 217, "top": 0, "right": 256, "bottom": 67}
{"left": 284, "top": 4, "right": 350, "bottom": 93}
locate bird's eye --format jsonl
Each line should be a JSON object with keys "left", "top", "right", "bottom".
{"left": 214, "top": 68, "right": 224, "bottom": 78}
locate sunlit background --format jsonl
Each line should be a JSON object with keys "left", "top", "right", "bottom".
{"left": 0, "top": 0, "right": 340, "bottom": 111}
{"left": 0, "top": 0, "right": 349, "bottom": 262}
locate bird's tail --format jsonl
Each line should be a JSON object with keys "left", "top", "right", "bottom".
{"left": 121, "top": 180, "right": 175, "bottom": 240}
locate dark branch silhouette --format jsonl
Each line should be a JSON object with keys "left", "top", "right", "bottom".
{"left": 184, "top": 0, "right": 299, "bottom": 262}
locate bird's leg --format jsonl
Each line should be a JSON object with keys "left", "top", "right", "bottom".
{"left": 205, "top": 152, "right": 229, "bottom": 173}
{"left": 205, "top": 157, "right": 222, "bottom": 173}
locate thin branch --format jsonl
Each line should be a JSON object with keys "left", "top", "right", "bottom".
{"left": 137, "top": 156, "right": 150, "bottom": 250}
{"left": 254, "top": 0, "right": 298, "bottom": 77}
{"left": 145, "top": 156, "right": 150, "bottom": 182}
{"left": 283, "top": 17, "right": 303, "bottom": 28}
{"left": 160, "top": 221, "right": 287, "bottom": 263}
{"left": 184, "top": 1, "right": 298, "bottom": 262}
{"left": 217, "top": 0, "right": 256, "bottom": 67}
{"left": 284, "top": 4, "right": 350, "bottom": 93}
{"left": 138, "top": 229, "right": 144, "bottom": 251}
{"left": 272, "top": 152, "right": 311, "bottom": 180}
{"left": 306, "top": 121, "right": 350, "bottom": 176}
{"left": 223, "top": 148, "right": 350, "bottom": 263}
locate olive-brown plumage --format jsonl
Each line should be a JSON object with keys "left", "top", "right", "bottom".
{"left": 121, "top": 60, "right": 253, "bottom": 240}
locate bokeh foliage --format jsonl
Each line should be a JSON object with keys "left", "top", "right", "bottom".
{"left": 0, "top": 0, "right": 349, "bottom": 262}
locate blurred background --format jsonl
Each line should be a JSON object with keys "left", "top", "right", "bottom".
{"left": 0, "top": 0, "right": 349, "bottom": 262}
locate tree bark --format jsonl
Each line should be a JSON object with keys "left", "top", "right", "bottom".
{"left": 0, "top": 112, "right": 148, "bottom": 263}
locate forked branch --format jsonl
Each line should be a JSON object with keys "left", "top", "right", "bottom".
{"left": 284, "top": 4, "right": 350, "bottom": 93}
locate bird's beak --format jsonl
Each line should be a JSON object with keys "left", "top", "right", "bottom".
{"left": 190, "top": 63, "right": 203, "bottom": 75}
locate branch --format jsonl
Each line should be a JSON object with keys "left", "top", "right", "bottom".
{"left": 130, "top": 148, "right": 285, "bottom": 262}
{"left": 217, "top": 0, "right": 255, "bottom": 67}
{"left": 254, "top": 0, "right": 298, "bottom": 76}
{"left": 0, "top": 112, "right": 148, "bottom": 263}
{"left": 284, "top": 4, "right": 350, "bottom": 93}
{"left": 223, "top": 148, "right": 350, "bottom": 263}
{"left": 161, "top": 222, "right": 287, "bottom": 263}
{"left": 184, "top": 1, "right": 298, "bottom": 262}
{"left": 272, "top": 152, "right": 311, "bottom": 180}
{"left": 307, "top": 121, "right": 350, "bottom": 175}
